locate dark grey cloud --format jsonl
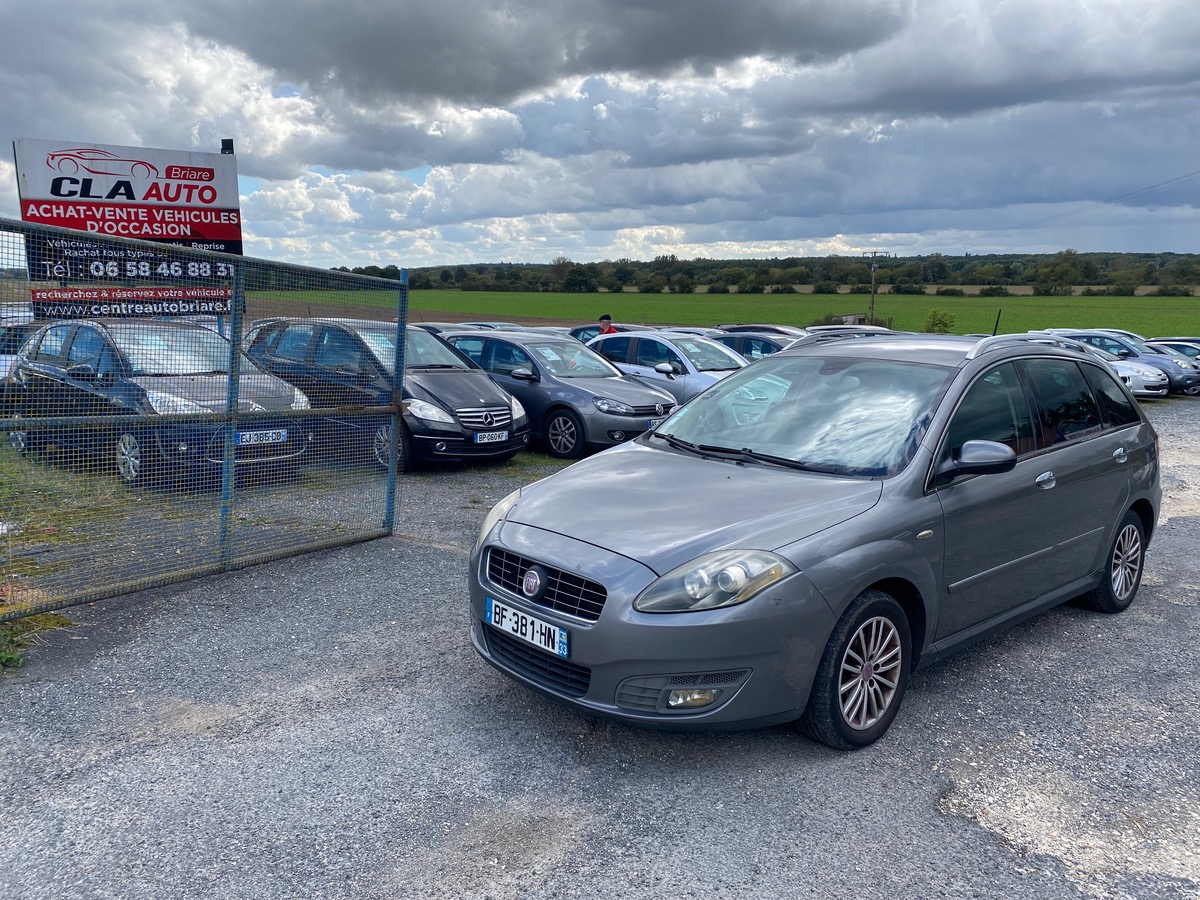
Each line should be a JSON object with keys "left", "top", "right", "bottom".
{"left": 1, "top": 0, "right": 1199, "bottom": 267}
{"left": 178, "top": 0, "right": 909, "bottom": 107}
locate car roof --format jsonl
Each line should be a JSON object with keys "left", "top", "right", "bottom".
{"left": 778, "top": 332, "right": 1096, "bottom": 368}
{"left": 444, "top": 329, "right": 577, "bottom": 345}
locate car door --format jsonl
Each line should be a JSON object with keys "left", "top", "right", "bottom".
{"left": 311, "top": 324, "right": 382, "bottom": 409}
{"left": 479, "top": 338, "right": 547, "bottom": 431}
{"left": 60, "top": 325, "right": 116, "bottom": 436}
{"left": 933, "top": 361, "right": 1068, "bottom": 638}
{"left": 255, "top": 322, "right": 321, "bottom": 400}
{"left": 16, "top": 322, "right": 74, "bottom": 422}
{"left": 625, "top": 336, "right": 690, "bottom": 402}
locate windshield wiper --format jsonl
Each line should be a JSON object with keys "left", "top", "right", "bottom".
{"left": 649, "top": 432, "right": 705, "bottom": 455}
{"left": 696, "top": 443, "right": 835, "bottom": 472}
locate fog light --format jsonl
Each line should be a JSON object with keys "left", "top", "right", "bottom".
{"left": 666, "top": 688, "right": 722, "bottom": 709}
{"left": 611, "top": 430, "right": 626, "bottom": 442}
{"left": 435, "top": 441, "right": 447, "bottom": 451}
{"left": 176, "top": 442, "right": 189, "bottom": 452}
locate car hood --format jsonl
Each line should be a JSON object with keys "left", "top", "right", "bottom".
{"left": 405, "top": 367, "right": 513, "bottom": 410}
{"left": 506, "top": 440, "right": 882, "bottom": 574}
{"left": 581, "top": 376, "right": 675, "bottom": 405}
{"left": 134, "top": 369, "right": 299, "bottom": 412}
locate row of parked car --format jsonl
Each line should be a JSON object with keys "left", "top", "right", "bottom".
{"left": 2, "top": 313, "right": 1196, "bottom": 489}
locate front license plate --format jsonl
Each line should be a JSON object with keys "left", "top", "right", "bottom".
{"left": 475, "top": 430, "right": 509, "bottom": 444}
{"left": 485, "top": 597, "right": 569, "bottom": 658}
{"left": 647, "top": 418, "right": 662, "bottom": 429}
{"left": 236, "top": 428, "right": 287, "bottom": 446}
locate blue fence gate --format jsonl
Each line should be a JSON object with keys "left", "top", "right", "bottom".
{"left": 0, "top": 217, "right": 408, "bottom": 623}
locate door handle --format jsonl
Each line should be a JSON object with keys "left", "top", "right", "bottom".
{"left": 1112, "top": 447, "right": 1127, "bottom": 463}
{"left": 1035, "top": 471, "right": 1056, "bottom": 489}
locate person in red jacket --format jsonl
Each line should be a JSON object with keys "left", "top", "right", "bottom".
{"left": 598, "top": 314, "right": 617, "bottom": 335}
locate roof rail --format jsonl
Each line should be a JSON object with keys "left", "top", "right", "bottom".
{"left": 963, "top": 332, "right": 1090, "bottom": 360}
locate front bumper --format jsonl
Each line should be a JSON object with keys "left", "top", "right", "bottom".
{"left": 581, "top": 408, "right": 665, "bottom": 449}
{"left": 467, "top": 521, "right": 834, "bottom": 730}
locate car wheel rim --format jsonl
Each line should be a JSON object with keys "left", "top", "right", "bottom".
{"left": 116, "top": 434, "right": 141, "bottom": 482}
{"left": 839, "top": 615, "right": 902, "bottom": 731}
{"left": 549, "top": 417, "right": 576, "bottom": 454}
{"left": 1110, "top": 523, "right": 1142, "bottom": 601}
{"left": 373, "top": 424, "right": 392, "bottom": 468}
{"left": 8, "top": 430, "right": 26, "bottom": 453}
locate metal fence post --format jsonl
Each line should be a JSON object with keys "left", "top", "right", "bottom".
{"left": 383, "top": 269, "right": 409, "bottom": 531}
{"left": 217, "top": 262, "right": 246, "bottom": 568}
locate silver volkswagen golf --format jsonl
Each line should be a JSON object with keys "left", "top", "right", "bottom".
{"left": 468, "top": 334, "right": 1161, "bottom": 749}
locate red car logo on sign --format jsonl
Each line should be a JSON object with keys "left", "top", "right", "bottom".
{"left": 45, "top": 148, "right": 159, "bottom": 180}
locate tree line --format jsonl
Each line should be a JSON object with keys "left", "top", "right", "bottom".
{"left": 333, "top": 249, "right": 1200, "bottom": 296}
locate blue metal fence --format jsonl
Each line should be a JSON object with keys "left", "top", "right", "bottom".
{"left": 0, "top": 217, "right": 407, "bottom": 622}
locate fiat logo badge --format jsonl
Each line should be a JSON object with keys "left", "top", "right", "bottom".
{"left": 522, "top": 569, "right": 541, "bottom": 597}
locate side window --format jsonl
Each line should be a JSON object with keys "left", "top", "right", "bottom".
{"left": 945, "top": 363, "right": 1036, "bottom": 458}
{"left": 745, "top": 338, "right": 771, "bottom": 359}
{"left": 596, "top": 336, "right": 630, "bottom": 363}
{"left": 1021, "top": 358, "right": 1104, "bottom": 446}
{"left": 1082, "top": 362, "right": 1140, "bottom": 428}
{"left": 451, "top": 337, "right": 486, "bottom": 367}
{"left": 67, "top": 327, "right": 105, "bottom": 367}
{"left": 636, "top": 339, "right": 671, "bottom": 368}
{"left": 33, "top": 324, "right": 71, "bottom": 363}
{"left": 315, "top": 328, "right": 364, "bottom": 370}
{"left": 274, "top": 324, "right": 315, "bottom": 362}
{"left": 487, "top": 341, "right": 531, "bottom": 375}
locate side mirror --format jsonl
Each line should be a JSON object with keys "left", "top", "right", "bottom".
{"left": 65, "top": 363, "right": 98, "bottom": 382}
{"left": 654, "top": 362, "right": 676, "bottom": 377}
{"left": 935, "top": 439, "right": 1017, "bottom": 484}
{"left": 510, "top": 366, "right": 538, "bottom": 382}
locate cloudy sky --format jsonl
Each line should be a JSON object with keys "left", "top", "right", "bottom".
{"left": 2, "top": 0, "right": 1199, "bottom": 269}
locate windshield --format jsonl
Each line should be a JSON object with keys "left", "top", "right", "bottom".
{"left": 111, "top": 324, "right": 245, "bottom": 376}
{"left": 530, "top": 342, "right": 623, "bottom": 377}
{"left": 354, "top": 325, "right": 471, "bottom": 374}
{"left": 670, "top": 337, "right": 747, "bottom": 372}
{"left": 654, "top": 355, "right": 953, "bottom": 476}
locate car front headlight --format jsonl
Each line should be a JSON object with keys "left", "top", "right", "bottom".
{"left": 511, "top": 396, "right": 527, "bottom": 424}
{"left": 634, "top": 549, "right": 798, "bottom": 613}
{"left": 144, "top": 390, "right": 210, "bottom": 415}
{"left": 475, "top": 488, "right": 521, "bottom": 554}
{"left": 404, "top": 398, "right": 455, "bottom": 424}
{"left": 593, "top": 396, "right": 634, "bottom": 415}
{"left": 291, "top": 387, "right": 311, "bottom": 410}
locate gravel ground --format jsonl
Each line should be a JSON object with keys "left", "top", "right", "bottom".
{"left": 1, "top": 401, "right": 1198, "bottom": 900}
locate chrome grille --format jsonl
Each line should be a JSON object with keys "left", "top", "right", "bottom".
{"left": 630, "top": 403, "right": 673, "bottom": 416}
{"left": 484, "top": 628, "right": 591, "bottom": 697}
{"left": 457, "top": 406, "right": 512, "bottom": 429}
{"left": 487, "top": 548, "right": 607, "bottom": 621}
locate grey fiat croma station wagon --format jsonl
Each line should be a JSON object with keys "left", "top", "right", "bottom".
{"left": 467, "top": 333, "right": 1161, "bottom": 749}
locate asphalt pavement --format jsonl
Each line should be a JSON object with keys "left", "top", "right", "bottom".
{"left": 1, "top": 402, "right": 1198, "bottom": 900}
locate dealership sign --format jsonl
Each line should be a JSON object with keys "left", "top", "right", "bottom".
{"left": 13, "top": 139, "right": 243, "bottom": 317}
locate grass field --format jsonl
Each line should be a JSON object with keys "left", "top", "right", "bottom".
{"left": 242, "top": 287, "right": 1200, "bottom": 336}
{"left": 396, "top": 290, "right": 1200, "bottom": 337}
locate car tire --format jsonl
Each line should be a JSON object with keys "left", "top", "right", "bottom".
{"left": 1079, "top": 510, "right": 1145, "bottom": 614}
{"left": 546, "top": 409, "right": 586, "bottom": 459}
{"left": 371, "top": 419, "right": 412, "bottom": 472}
{"left": 798, "top": 588, "right": 912, "bottom": 750}
{"left": 115, "top": 430, "right": 158, "bottom": 487}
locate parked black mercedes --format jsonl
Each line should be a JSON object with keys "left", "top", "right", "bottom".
{"left": 6, "top": 318, "right": 315, "bottom": 487}
{"left": 243, "top": 317, "right": 530, "bottom": 470}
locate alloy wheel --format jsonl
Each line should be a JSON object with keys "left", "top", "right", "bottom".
{"left": 1109, "top": 522, "right": 1143, "bottom": 602}
{"left": 838, "top": 615, "right": 903, "bottom": 731}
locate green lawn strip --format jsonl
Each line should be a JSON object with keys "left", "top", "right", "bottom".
{"left": 242, "top": 287, "right": 1199, "bottom": 336}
